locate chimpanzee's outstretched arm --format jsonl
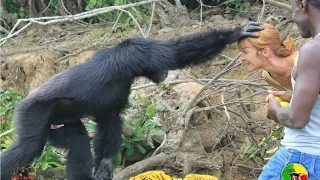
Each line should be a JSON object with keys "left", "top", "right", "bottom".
{"left": 172, "top": 22, "right": 262, "bottom": 68}
{"left": 109, "top": 22, "right": 263, "bottom": 72}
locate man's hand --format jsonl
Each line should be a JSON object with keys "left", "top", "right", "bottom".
{"left": 268, "top": 90, "right": 292, "bottom": 102}
{"left": 266, "top": 94, "right": 281, "bottom": 122}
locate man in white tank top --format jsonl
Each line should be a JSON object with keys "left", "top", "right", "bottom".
{"left": 258, "top": 0, "right": 320, "bottom": 180}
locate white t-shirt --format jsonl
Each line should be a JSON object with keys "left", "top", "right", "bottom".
{"left": 281, "top": 35, "right": 320, "bottom": 155}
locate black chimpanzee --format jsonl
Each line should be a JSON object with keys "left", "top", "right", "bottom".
{"left": 0, "top": 22, "right": 263, "bottom": 180}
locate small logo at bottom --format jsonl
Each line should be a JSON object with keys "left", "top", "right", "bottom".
{"left": 11, "top": 164, "right": 35, "bottom": 180}
{"left": 281, "top": 163, "right": 308, "bottom": 180}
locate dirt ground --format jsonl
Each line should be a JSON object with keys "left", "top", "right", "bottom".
{"left": 0, "top": 3, "right": 312, "bottom": 180}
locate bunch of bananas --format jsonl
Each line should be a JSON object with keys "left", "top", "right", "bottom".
{"left": 129, "top": 171, "right": 218, "bottom": 180}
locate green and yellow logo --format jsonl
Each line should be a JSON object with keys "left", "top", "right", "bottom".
{"left": 281, "top": 163, "right": 308, "bottom": 180}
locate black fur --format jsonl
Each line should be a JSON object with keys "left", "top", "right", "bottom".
{"left": 178, "top": 0, "right": 219, "bottom": 9}
{"left": 0, "top": 23, "right": 262, "bottom": 180}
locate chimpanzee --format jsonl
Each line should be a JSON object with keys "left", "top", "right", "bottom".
{"left": 0, "top": 22, "right": 263, "bottom": 180}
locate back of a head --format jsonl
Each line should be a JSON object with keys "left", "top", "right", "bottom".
{"left": 307, "top": 0, "right": 320, "bottom": 9}
{"left": 238, "top": 23, "right": 294, "bottom": 57}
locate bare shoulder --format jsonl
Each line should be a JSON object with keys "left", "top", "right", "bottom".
{"left": 300, "top": 37, "right": 320, "bottom": 55}
{"left": 298, "top": 38, "right": 320, "bottom": 66}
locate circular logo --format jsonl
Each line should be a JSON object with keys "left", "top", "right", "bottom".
{"left": 281, "top": 163, "right": 308, "bottom": 180}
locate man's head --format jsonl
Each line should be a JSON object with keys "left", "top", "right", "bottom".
{"left": 291, "top": 0, "right": 320, "bottom": 38}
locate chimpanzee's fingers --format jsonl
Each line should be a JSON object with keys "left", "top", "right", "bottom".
{"left": 245, "top": 25, "right": 265, "bottom": 32}
{"left": 241, "top": 32, "right": 259, "bottom": 38}
{"left": 247, "top": 21, "right": 262, "bottom": 26}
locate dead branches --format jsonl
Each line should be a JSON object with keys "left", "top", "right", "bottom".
{"left": 132, "top": 78, "right": 268, "bottom": 90}
{"left": 182, "top": 54, "right": 241, "bottom": 116}
{"left": 118, "top": 49, "right": 270, "bottom": 178}
{"left": 0, "top": 0, "right": 163, "bottom": 45}
{"left": 265, "top": 0, "right": 292, "bottom": 12}
{"left": 113, "top": 153, "right": 168, "bottom": 180}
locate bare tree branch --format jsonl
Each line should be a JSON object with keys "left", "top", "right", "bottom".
{"left": 182, "top": 54, "right": 241, "bottom": 116}
{"left": 131, "top": 78, "right": 268, "bottom": 90}
{"left": 115, "top": 8, "right": 146, "bottom": 37}
{"left": 266, "top": 0, "right": 291, "bottom": 11}
{"left": 146, "top": 2, "right": 156, "bottom": 37}
{"left": 0, "top": 0, "right": 163, "bottom": 45}
{"left": 113, "top": 153, "right": 168, "bottom": 180}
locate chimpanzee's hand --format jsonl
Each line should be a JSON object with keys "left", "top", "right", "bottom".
{"left": 240, "top": 21, "right": 264, "bottom": 39}
{"left": 93, "top": 158, "right": 114, "bottom": 180}
{"left": 227, "top": 21, "right": 264, "bottom": 44}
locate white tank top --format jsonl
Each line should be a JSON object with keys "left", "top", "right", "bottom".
{"left": 281, "top": 35, "right": 320, "bottom": 155}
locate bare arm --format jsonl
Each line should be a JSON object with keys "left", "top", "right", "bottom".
{"left": 266, "top": 40, "right": 320, "bottom": 129}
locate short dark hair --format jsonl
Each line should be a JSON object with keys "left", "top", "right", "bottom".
{"left": 294, "top": 0, "right": 320, "bottom": 9}
{"left": 308, "top": 0, "right": 320, "bottom": 9}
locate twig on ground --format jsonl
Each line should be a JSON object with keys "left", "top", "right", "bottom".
{"left": 114, "top": 8, "right": 146, "bottom": 37}
{"left": 132, "top": 78, "right": 266, "bottom": 90}
{"left": 210, "top": 90, "right": 230, "bottom": 153}
{"left": 199, "top": 0, "right": 203, "bottom": 31}
{"left": 146, "top": 2, "right": 156, "bottom": 37}
{"left": 182, "top": 53, "right": 241, "bottom": 116}
{"left": 183, "top": 107, "right": 197, "bottom": 131}
{"left": 40, "top": 0, "right": 53, "bottom": 14}
{"left": 229, "top": 151, "right": 242, "bottom": 180}
{"left": 235, "top": 163, "right": 263, "bottom": 171}
{"left": 223, "top": 108, "right": 257, "bottom": 144}
{"left": 195, "top": 92, "right": 265, "bottom": 113}
{"left": 266, "top": 0, "right": 291, "bottom": 11}
{"left": 195, "top": 0, "right": 221, "bottom": 8}
{"left": 160, "top": 100, "right": 177, "bottom": 113}
{"left": 60, "top": 0, "right": 72, "bottom": 15}
{"left": 112, "top": 11, "right": 123, "bottom": 32}
{"left": 257, "top": 0, "right": 266, "bottom": 22}
{"left": 221, "top": 87, "right": 230, "bottom": 120}
{"left": 237, "top": 89, "right": 252, "bottom": 120}
{"left": 0, "top": 128, "right": 15, "bottom": 138}
{"left": 151, "top": 134, "right": 166, "bottom": 156}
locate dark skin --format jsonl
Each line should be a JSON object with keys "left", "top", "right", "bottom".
{"left": 266, "top": 0, "right": 320, "bottom": 129}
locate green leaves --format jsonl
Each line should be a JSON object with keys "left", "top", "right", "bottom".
{"left": 240, "top": 125, "right": 284, "bottom": 164}
{"left": 121, "top": 96, "right": 165, "bottom": 159}
{"left": 89, "top": 0, "right": 97, "bottom": 8}
{"left": 135, "top": 143, "right": 146, "bottom": 154}
{"left": 1, "top": 88, "right": 23, "bottom": 148}
{"left": 32, "top": 146, "right": 65, "bottom": 172}
{"left": 0, "top": 88, "right": 65, "bottom": 172}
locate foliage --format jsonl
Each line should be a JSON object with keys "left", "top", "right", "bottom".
{"left": 239, "top": 124, "right": 283, "bottom": 164}
{"left": 85, "top": 0, "right": 150, "bottom": 31}
{"left": 0, "top": 88, "right": 25, "bottom": 151}
{"left": 0, "top": 88, "right": 23, "bottom": 132}
{"left": 2, "top": 0, "right": 151, "bottom": 33}
{"left": 0, "top": 87, "right": 23, "bottom": 143}
{"left": 216, "top": 0, "right": 252, "bottom": 12}
{"left": 0, "top": 88, "right": 65, "bottom": 172}
{"left": 82, "top": 95, "right": 165, "bottom": 167}
{"left": 31, "top": 146, "right": 65, "bottom": 171}
{"left": 122, "top": 95, "right": 165, "bottom": 157}
{"left": 2, "top": 0, "right": 27, "bottom": 19}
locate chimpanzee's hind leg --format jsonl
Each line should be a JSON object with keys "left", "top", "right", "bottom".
{"left": 93, "top": 112, "right": 122, "bottom": 180}
{"left": 49, "top": 121, "right": 94, "bottom": 180}
{"left": 0, "top": 101, "right": 52, "bottom": 180}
